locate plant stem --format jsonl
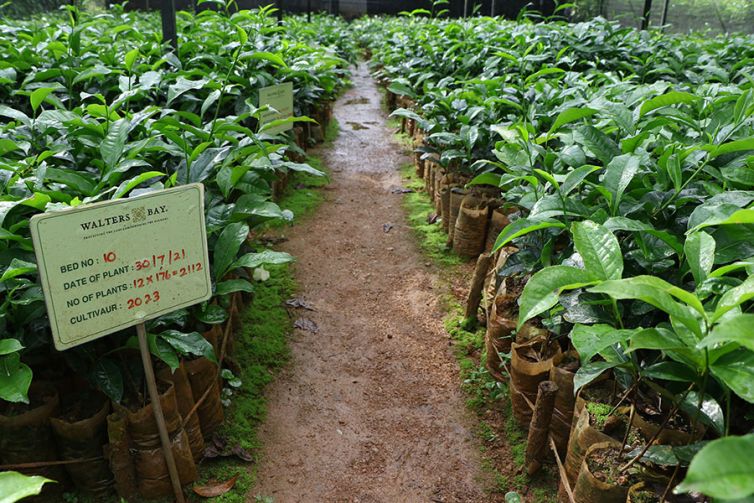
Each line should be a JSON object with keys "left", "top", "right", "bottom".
{"left": 619, "top": 383, "right": 693, "bottom": 473}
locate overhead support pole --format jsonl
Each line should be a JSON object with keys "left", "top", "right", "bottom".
{"left": 307, "top": 0, "right": 311, "bottom": 21}
{"left": 276, "top": 0, "right": 283, "bottom": 23}
{"left": 161, "top": 0, "right": 178, "bottom": 51}
{"left": 660, "top": 0, "right": 671, "bottom": 27}
{"left": 641, "top": 0, "right": 653, "bottom": 29}
{"left": 491, "top": 0, "right": 496, "bottom": 16}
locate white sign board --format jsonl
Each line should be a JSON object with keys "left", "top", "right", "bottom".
{"left": 259, "top": 82, "right": 294, "bottom": 135}
{"left": 30, "top": 184, "right": 212, "bottom": 350}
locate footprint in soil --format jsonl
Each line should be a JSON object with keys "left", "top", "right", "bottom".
{"left": 344, "top": 96, "right": 370, "bottom": 105}
{"left": 347, "top": 121, "right": 369, "bottom": 130}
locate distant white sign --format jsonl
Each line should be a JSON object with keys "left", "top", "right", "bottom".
{"left": 259, "top": 82, "right": 294, "bottom": 135}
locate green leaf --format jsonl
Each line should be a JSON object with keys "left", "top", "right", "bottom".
{"left": 0, "top": 353, "right": 32, "bottom": 403}
{"left": 707, "top": 137, "right": 754, "bottom": 159}
{"left": 0, "top": 139, "right": 19, "bottom": 157}
{"left": 159, "top": 330, "right": 217, "bottom": 363}
{"left": 280, "top": 161, "right": 325, "bottom": 177}
{"left": 712, "top": 276, "right": 754, "bottom": 322}
{"left": 639, "top": 91, "right": 699, "bottom": 117}
{"left": 30, "top": 87, "right": 54, "bottom": 113}
{"left": 691, "top": 208, "right": 754, "bottom": 233}
{"left": 215, "top": 278, "right": 254, "bottom": 296}
{"left": 588, "top": 276, "right": 703, "bottom": 336}
{"left": 231, "top": 250, "right": 294, "bottom": 270}
{"left": 572, "top": 220, "right": 623, "bottom": 280}
{"left": 680, "top": 391, "right": 724, "bottom": 436}
{"left": 642, "top": 361, "right": 698, "bottom": 382}
{"left": 0, "top": 105, "right": 31, "bottom": 126}
{"left": 603, "top": 154, "right": 641, "bottom": 213}
{"left": 0, "top": 471, "right": 54, "bottom": 503}
{"left": 0, "top": 339, "right": 23, "bottom": 356}
{"left": 125, "top": 48, "right": 139, "bottom": 71}
{"left": 548, "top": 107, "right": 597, "bottom": 134}
{"left": 90, "top": 358, "right": 123, "bottom": 403}
{"left": 44, "top": 167, "right": 96, "bottom": 196}
{"left": 100, "top": 119, "right": 130, "bottom": 170}
{"left": 197, "top": 303, "right": 228, "bottom": 325}
{"left": 628, "top": 327, "right": 688, "bottom": 352}
{"left": 113, "top": 171, "right": 164, "bottom": 199}
{"left": 574, "top": 125, "right": 620, "bottom": 165}
{"left": 0, "top": 259, "right": 37, "bottom": 282}
{"left": 676, "top": 434, "right": 754, "bottom": 499}
{"left": 235, "top": 24, "right": 248, "bottom": 46}
{"left": 212, "top": 222, "right": 249, "bottom": 282}
{"left": 574, "top": 361, "right": 621, "bottom": 391}
{"left": 700, "top": 314, "right": 754, "bottom": 351}
{"left": 570, "top": 324, "right": 636, "bottom": 362}
{"left": 387, "top": 81, "right": 415, "bottom": 99}
{"left": 562, "top": 165, "right": 601, "bottom": 195}
{"left": 492, "top": 218, "right": 566, "bottom": 252}
{"left": 518, "top": 266, "right": 597, "bottom": 328}
{"left": 524, "top": 67, "right": 565, "bottom": 84}
{"left": 468, "top": 172, "right": 503, "bottom": 187}
{"left": 604, "top": 217, "right": 683, "bottom": 255}
{"left": 148, "top": 333, "right": 179, "bottom": 371}
{"left": 710, "top": 349, "right": 754, "bottom": 403}
{"left": 685, "top": 231, "right": 716, "bottom": 286}
{"left": 245, "top": 51, "right": 286, "bottom": 67}
{"left": 167, "top": 77, "right": 208, "bottom": 105}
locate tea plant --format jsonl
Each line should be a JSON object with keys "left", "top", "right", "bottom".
{"left": 360, "top": 12, "right": 754, "bottom": 500}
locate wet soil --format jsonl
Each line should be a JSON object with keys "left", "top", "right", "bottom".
{"left": 252, "top": 64, "right": 487, "bottom": 502}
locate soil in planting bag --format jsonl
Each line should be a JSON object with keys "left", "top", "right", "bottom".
{"left": 562, "top": 400, "right": 629, "bottom": 498}
{"left": 157, "top": 363, "right": 205, "bottom": 462}
{"left": 185, "top": 357, "right": 224, "bottom": 436}
{"left": 484, "top": 291, "right": 517, "bottom": 381}
{"left": 50, "top": 391, "right": 113, "bottom": 497}
{"left": 485, "top": 207, "right": 510, "bottom": 253}
{"left": 631, "top": 403, "right": 704, "bottom": 446}
{"left": 509, "top": 338, "right": 563, "bottom": 429}
{"left": 626, "top": 481, "right": 659, "bottom": 502}
{"left": 134, "top": 428, "right": 198, "bottom": 498}
{"left": 453, "top": 194, "right": 490, "bottom": 258}
{"left": 572, "top": 442, "right": 630, "bottom": 503}
{"left": 0, "top": 382, "right": 67, "bottom": 492}
{"left": 447, "top": 187, "right": 468, "bottom": 247}
{"left": 106, "top": 412, "right": 138, "bottom": 499}
{"left": 549, "top": 351, "right": 580, "bottom": 458}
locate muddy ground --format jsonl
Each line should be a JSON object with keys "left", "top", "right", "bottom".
{"left": 252, "top": 64, "right": 490, "bottom": 502}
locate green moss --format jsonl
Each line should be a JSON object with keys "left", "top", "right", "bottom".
{"left": 324, "top": 116, "right": 340, "bottom": 144}
{"left": 192, "top": 263, "right": 295, "bottom": 502}
{"left": 399, "top": 164, "right": 464, "bottom": 267}
{"left": 586, "top": 401, "right": 613, "bottom": 429}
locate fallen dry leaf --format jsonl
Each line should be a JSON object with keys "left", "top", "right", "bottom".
{"left": 193, "top": 474, "right": 239, "bottom": 497}
{"left": 294, "top": 317, "right": 319, "bottom": 333}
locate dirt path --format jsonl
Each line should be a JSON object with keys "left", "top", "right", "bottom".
{"left": 252, "top": 64, "right": 487, "bottom": 503}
